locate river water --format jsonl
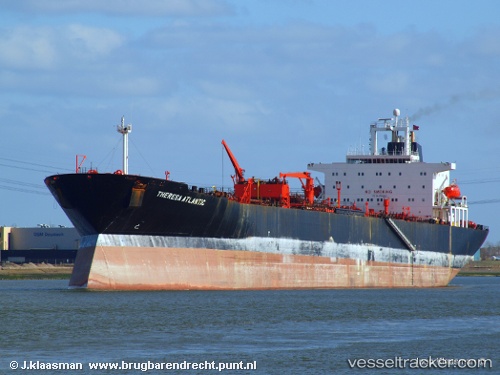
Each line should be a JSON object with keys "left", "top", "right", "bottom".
{"left": 1, "top": 277, "right": 498, "bottom": 374}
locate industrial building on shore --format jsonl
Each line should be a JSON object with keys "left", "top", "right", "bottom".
{"left": 0, "top": 226, "right": 79, "bottom": 264}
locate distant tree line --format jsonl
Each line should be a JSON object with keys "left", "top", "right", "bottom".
{"left": 480, "top": 242, "right": 500, "bottom": 260}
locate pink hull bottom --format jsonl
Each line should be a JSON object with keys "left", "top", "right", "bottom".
{"left": 69, "top": 245, "right": 459, "bottom": 290}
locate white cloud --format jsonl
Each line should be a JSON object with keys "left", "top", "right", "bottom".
{"left": 66, "top": 24, "right": 124, "bottom": 59}
{"left": 0, "top": 27, "right": 57, "bottom": 69}
{"left": 0, "top": 25, "right": 124, "bottom": 71}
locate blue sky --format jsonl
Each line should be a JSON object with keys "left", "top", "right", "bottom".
{"left": 1, "top": 0, "right": 499, "bottom": 244}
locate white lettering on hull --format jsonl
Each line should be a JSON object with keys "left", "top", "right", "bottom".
{"left": 156, "top": 191, "right": 206, "bottom": 206}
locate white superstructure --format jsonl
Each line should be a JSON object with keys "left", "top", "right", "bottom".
{"left": 308, "top": 109, "right": 469, "bottom": 227}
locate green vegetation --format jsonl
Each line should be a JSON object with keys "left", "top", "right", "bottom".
{"left": 459, "top": 260, "right": 500, "bottom": 277}
{"left": 0, "top": 273, "right": 71, "bottom": 280}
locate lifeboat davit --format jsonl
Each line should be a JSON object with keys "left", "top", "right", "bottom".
{"left": 443, "top": 183, "right": 461, "bottom": 199}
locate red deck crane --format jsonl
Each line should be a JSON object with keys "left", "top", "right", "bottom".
{"left": 279, "top": 172, "right": 315, "bottom": 205}
{"left": 221, "top": 141, "right": 317, "bottom": 208}
{"left": 221, "top": 140, "right": 290, "bottom": 205}
{"left": 221, "top": 139, "right": 245, "bottom": 184}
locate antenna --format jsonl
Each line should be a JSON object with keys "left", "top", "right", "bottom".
{"left": 393, "top": 108, "right": 400, "bottom": 122}
{"left": 117, "top": 116, "right": 132, "bottom": 174}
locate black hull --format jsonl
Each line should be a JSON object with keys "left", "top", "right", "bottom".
{"left": 45, "top": 173, "right": 488, "bottom": 259}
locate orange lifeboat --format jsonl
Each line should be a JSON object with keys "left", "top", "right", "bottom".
{"left": 443, "top": 183, "right": 461, "bottom": 199}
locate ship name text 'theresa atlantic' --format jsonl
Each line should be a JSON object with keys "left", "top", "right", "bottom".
{"left": 157, "top": 191, "right": 206, "bottom": 206}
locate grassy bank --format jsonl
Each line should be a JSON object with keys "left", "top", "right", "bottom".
{"left": 458, "top": 260, "right": 500, "bottom": 277}
{"left": 0, "top": 263, "right": 73, "bottom": 280}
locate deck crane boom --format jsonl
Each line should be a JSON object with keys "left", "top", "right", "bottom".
{"left": 221, "top": 139, "right": 245, "bottom": 184}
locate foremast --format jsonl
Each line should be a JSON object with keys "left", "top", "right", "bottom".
{"left": 117, "top": 116, "right": 132, "bottom": 174}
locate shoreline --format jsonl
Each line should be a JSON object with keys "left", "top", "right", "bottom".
{"left": 1, "top": 260, "right": 499, "bottom": 280}
{"left": 458, "top": 260, "right": 500, "bottom": 277}
{"left": 0, "top": 263, "right": 73, "bottom": 280}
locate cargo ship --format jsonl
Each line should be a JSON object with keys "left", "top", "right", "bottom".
{"left": 45, "top": 110, "right": 488, "bottom": 290}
